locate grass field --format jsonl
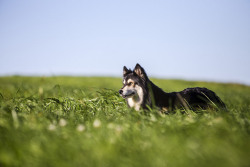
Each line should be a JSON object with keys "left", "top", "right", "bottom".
{"left": 0, "top": 76, "right": 249, "bottom": 167}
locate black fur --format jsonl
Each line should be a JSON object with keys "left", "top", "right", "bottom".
{"left": 120, "top": 63, "right": 226, "bottom": 111}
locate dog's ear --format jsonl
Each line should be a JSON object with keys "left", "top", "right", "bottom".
{"left": 133, "top": 63, "right": 147, "bottom": 80}
{"left": 123, "top": 66, "right": 129, "bottom": 77}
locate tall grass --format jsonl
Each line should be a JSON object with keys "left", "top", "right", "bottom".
{"left": 0, "top": 76, "right": 249, "bottom": 167}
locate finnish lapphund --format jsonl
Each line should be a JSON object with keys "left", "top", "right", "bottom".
{"left": 119, "top": 63, "right": 226, "bottom": 111}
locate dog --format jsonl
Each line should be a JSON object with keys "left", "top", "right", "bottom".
{"left": 119, "top": 63, "right": 226, "bottom": 111}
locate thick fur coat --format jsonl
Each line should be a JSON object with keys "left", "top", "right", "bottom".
{"left": 119, "top": 64, "right": 226, "bottom": 111}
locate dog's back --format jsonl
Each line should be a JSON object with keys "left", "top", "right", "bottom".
{"left": 162, "top": 87, "right": 226, "bottom": 111}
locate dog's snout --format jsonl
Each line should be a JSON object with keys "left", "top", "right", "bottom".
{"left": 119, "top": 89, "right": 123, "bottom": 95}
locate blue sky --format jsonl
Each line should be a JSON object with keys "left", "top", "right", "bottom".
{"left": 0, "top": 0, "right": 250, "bottom": 84}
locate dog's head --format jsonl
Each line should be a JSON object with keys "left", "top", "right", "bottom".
{"left": 119, "top": 64, "right": 148, "bottom": 99}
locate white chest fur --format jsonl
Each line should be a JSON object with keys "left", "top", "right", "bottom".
{"left": 127, "top": 97, "right": 141, "bottom": 111}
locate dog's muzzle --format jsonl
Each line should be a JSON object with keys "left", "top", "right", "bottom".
{"left": 119, "top": 89, "right": 135, "bottom": 98}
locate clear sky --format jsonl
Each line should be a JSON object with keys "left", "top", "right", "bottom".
{"left": 0, "top": 0, "right": 250, "bottom": 84}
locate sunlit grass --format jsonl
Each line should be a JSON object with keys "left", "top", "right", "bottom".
{"left": 0, "top": 76, "right": 249, "bottom": 167}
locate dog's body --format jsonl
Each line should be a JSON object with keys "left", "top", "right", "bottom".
{"left": 119, "top": 64, "right": 226, "bottom": 111}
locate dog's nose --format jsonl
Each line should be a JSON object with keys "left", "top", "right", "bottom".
{"left": 119, "top": 89, "right": 123, "bottom": 95}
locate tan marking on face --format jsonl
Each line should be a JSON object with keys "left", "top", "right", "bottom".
{"left": 127, "top": 79, "right": 135, "bottom": 87}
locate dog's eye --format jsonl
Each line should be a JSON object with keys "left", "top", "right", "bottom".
{"left": 128, "top": 82, "right": 132, "bottom": 86}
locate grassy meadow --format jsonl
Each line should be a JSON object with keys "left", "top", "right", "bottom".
{"left": 0, "top": 76, "right": 249, "bottom": 167}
